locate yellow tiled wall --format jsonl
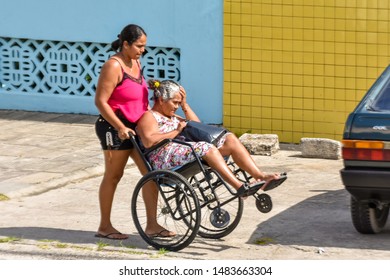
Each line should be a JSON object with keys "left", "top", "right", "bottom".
{"left": 224, "top": 0, "right": 390, "bottom": 143}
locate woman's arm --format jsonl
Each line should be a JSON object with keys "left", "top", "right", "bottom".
{"left": 137, "top": 111, "right": 186, "bottom": 148}
{"left": 179, "top": 86, "right": 200, "bottom": 122}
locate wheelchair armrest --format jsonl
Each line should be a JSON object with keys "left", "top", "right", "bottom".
{"left": 129, "top": 134, "right": 173, "bottom": 156}
{"left": 143, "top": 138, "right": 194, "bottom": 157}
{"left": 143, "top": 138, "right": 173, "bottom": 157}
{"left": 130, "top": 134, "right": 209, "bottom": 179}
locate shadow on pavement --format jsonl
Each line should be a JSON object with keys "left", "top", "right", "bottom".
{"left": 249, "top": 189, "right": 390, "bottom": 251}
{"left": 0, "top": 226, "right": 238, "bottom": 256}
{"left": 0, "top": 227, "right": 148, "bottom": 247}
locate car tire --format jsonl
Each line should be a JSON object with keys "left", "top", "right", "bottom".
{"left": 350, "top": 196, "right": 389, "bottom": 234}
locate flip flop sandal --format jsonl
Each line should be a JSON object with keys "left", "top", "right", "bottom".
{"left": 94, "top": 232, "right": 128, "bottom": 240}
{"left": 147, "top": 229, "right": 176, "bottom": 239}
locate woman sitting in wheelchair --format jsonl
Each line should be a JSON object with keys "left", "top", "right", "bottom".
{"left": 136, "top": 79, "right": 284, "bottom": 198}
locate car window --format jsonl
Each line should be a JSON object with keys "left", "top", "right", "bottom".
{"left": 372, "top": 87, "right": 390, "bottom": 111}
{"left": 365, "top": 66, "right": 390, "bottom": 112}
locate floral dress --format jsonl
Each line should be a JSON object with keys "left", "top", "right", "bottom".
{"left": 146, "top": 111, "right": 227, "bottom": 170}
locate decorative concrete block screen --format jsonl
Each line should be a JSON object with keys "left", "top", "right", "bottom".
{"left": 0, "top": 37, "right": 180, "bottom": 100}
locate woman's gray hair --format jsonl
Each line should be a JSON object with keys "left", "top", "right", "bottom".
{"left": 148, "top": 79, "right": 180, "bottom": 101}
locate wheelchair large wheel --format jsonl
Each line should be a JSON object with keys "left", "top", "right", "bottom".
{"left": 189, "top": 171, "right": 244, "bottom": 239}
{"left": 131, "top": 170, "right": 201, "bottom": 252}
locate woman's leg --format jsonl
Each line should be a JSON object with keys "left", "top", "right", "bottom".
{"left": 202, "top": 146, "right": 244, "bottom": 190}
{"left": 218, "top": 134, "right": 278, "bottom": 182}
{"left": 97, "top": 149, "right": 131, "bottom": 239}
{"left": 129, "top": 149, "right": 175, "bottom": 237}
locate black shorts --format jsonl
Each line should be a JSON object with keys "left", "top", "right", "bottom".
{"left": 95, "top": 115, "right": 136, "bottom": 150}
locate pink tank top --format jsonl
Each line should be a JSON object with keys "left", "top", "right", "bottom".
{"left": 107, "top": 59, "right": 149, "bottom": 123}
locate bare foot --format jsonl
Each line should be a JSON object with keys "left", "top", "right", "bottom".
{"left": 262, "top": 173, "right": 280, "bottom": 181}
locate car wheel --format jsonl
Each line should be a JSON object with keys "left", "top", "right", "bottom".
{"left": 350, "top": 196, "right": 389, "bottom": 234}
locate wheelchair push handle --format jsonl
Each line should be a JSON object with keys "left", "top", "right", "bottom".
{"left": 128, "top": 132, "right": 138, "bottom": 146}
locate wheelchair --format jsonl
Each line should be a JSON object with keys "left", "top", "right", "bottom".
{"left": 129, "top": 135, "right": 287, "bottom": 252}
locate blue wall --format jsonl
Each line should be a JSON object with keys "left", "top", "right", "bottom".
{"left": 0, "top": 0, "right": 223, "bottom": 123}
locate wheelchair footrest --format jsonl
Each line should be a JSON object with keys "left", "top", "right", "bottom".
{"left": 236, "top": 181, "right": 266, "bottom": 197}
{"left": 262, "top": 172, "right": 287, "bottom": 192}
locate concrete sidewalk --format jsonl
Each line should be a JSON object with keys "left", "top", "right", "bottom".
{"left": 0, "top": 110, "right": 106, "bottom": 199}
{"left": 1, "top": 110, "right": 390, "bottom": 260}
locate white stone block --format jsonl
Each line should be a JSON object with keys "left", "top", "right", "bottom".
{"left": 300, "top": 138, "right": 341, "bottom": 160}
{"left": 239, "top": 133, "right": 279, "bottom": 156}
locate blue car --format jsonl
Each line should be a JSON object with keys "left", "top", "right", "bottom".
{"left": 340, "top": 65, "right": 390, "bottom": 234}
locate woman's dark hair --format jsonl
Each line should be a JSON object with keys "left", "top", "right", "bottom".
{"left": 111, "top": 24, "right": 147, "bottom": 52}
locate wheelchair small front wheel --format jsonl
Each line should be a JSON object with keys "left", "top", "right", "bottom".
{"left": 131, "top": 170, "right": 201, "bottom": 252}
{"left": 255, "top": 193, "right": 273, "bottom": 213}
{"left": 189, "top": 172, "right": 244, "bottom": 239}
{"left": 210, "top": 208, "right": 231, "bottom": 228}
